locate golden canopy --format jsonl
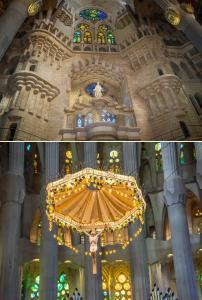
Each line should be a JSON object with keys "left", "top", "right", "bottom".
{"left": 46, "top": 168, "right": 146, "bottom": 234}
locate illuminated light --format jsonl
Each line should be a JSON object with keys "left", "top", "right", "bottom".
{"left": 168, "top": 253, "right": 173, "bottom": 258}
{"left": 102, "top": 260, "right": 107, "bottom": 263}
{"left": 116, "top": 260, "right": 123, "bottom": 262}
{"left": 28, "top": 0, "right": 41, "bottom": 16}
{"left": 32, "top": 258, "right": 39, "bottom": 262}
{"left": 165, "top": 8, "right": 181, "bottom": 26}
{"left": 26, "top": 143, "right": 31, "bottom": 152}
{"left": 35, "top": 275, "right": 40, "bottom": 284}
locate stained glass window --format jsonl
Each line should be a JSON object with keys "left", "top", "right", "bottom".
{"left": 114, "top": 273, "right": 132, "bottom": 300}
{"left": 101, "top": 110, "right": 116, "bottom": 123}
{"left": 155, "top": 143, "right": 163, "bottom": 171}
{"left": 73, "top": 31, "right": 81, "bottom": 43}
{"left": 80, "top": 9, "right": 107, "bottom": 21}
{"left": 85, "top": 82, "right": 106, "bottom": 97}
{"left": 30, "top": 273, "right": 69, "bottom": 299}
{"left": 99, "top": 24, "right": 110, "bottom": 32}
{"left": 78, "top": 23, "right": 89, "bottom": 31}
{"left": 84, "top": 31, "right": 92, "bottom": 43}
{"left": 97, "top": 31, "right": 106, "bottom": 44}
{"left": 107, "top": 32, "right": 116, "bottom": 44}
{"left": 180, "top": 143, "right": 185, "bottom": 165}
{"left": 84, "top": 113, "right": 93, "bottom": 125}
{"left": 76, "top": 114, "right": 84, "bottom": 128}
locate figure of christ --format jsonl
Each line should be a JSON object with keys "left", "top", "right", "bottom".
{"left": 93, "top": 82, "right": 103, "bottom": 98}
{"left": 85, "top": 228, "right": 102, "bottom": 274}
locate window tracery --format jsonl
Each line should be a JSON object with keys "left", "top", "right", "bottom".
{"left": 101, "top": 109, "right": 116, "bottom": 123}
{"left": 73, "top": 10, "right": 116, "bottom": 46}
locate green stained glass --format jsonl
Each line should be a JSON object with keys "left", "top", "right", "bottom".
{"left": 31, "top": 284, "right": 38, "bottom": 292}
{"left": 180, "top": 143, "right": 185, "bottom": 165}
{"left": 28, "top": 273, "right": 69, "bottom": 300}
{"left": 58, "top": 283, "right": 63, "bottom": 292}
{"left": 107, "top": 32, "right": 116, "bottom": 44}
{"left": 73, "top": 31, "right": 81, "bottom": 43}
{"left": 59, "top": 273, "right": 66, "bottom": 283}
{"left": 80, "top": 8, "right": 107, "bottom": 21}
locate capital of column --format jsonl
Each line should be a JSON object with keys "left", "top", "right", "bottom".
{"left": 164, "top": 175, "right": 186, "bottom": 207}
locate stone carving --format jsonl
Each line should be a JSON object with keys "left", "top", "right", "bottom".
{"left": 93, "top": 82, "right": 103, "bottom": 98}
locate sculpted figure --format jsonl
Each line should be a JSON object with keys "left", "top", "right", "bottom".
{"left": 93, "top": 82, "right": 103, "bottom": 98}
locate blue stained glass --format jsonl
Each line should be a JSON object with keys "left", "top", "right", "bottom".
{"left": 101, "top": 110, "right": 116, "bottom": 123}
{"left": 26, "top": 143, "right": 31, "bottom": 152}
{"left": 85, "top": 82, "right": 106, "bottom": 97}
{"left": 80, "top": 9, "right": 107, "bottom": 21}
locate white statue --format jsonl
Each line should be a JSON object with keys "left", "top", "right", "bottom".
{"left": 93, "top": 82, "right": 103, "bottom": 98}
{"left": 85, "top": 229, "right": 102, "bottom": 274}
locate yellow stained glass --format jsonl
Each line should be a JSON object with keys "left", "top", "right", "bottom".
{"left": 115, "top": 283, "right": 122, "bottom": 291}
{"left": 78, "top": 23, "right": 90, "bottom": 31}
{"left": 118, "top": 274, "right": 127, "bottom": 283}
{"left": 124, "top": 282, "right": 131, "bottom": 291}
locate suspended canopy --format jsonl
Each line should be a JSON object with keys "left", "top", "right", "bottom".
{"left": 46, "top": 168, "right": 146, "bottom": 234}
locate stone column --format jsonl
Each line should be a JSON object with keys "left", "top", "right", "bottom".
{"left": 0, "top": 143, "right": 25, "bottom": 300}
{"left": 0, "top": 0, "right": 29, "bottom": 61}
{"left": 83, "top": 142, "right": 102, "bottom": 300}
{"left": 39, "top": 143, "right": 59, "bottom": 300}
{"left": 123, "top": 142, "right": 150, "bottom": 300}
{"left": 84, "top": 142, "right": 97, "bottom": 168}
{"left": 195, "top": 142, "right": 202, "bottom": 192}
{"left": 162, "top": 142, "right": 199, "bottom": 300}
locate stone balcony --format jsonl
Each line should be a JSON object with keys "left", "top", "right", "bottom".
{"left": 59, "top": 123, "right": 141, "bottom": 141}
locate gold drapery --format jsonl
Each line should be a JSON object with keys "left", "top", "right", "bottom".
{"left": 46, "top": 168, "right": 146, "bottom": 233}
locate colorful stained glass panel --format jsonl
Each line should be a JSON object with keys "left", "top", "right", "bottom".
{"left": 80, "top": 9, "right": 107, "bottom": 21}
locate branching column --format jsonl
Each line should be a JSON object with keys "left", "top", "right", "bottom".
{"left": 0, "top": 143, "right": 25, "bottom": 300}
{"left": 195, "top": 143, "right": 202, "bottom": 194}
{"left": 0, "top": 0, "right": 29, "bottom": 60}
{"left": 84, "top": 143, "right": 102, "bottom": 300}
{"left": 39, "top": 143, "right": 59, "bottom": 300}
{"left": 162, "top": 142, "right": 199, "bottom": 300}
{"left": 123, "top": 142, "right": 150, "bottom": 300}
{"left": 153, "top": 0, "right": 202, "bottom": 53}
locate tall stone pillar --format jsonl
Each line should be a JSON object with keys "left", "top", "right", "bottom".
{"left": 0, "top": 0, "right": 30, "bottom": 60}
{"left": 0, "top": 143, "right": 25, "bottom": 300}
{"left": 83, "top": 142, "right": 102, "bottom": 300}
{"left": 39, "top": 143, "right": 59, "bottom": 300}
{"left": 123, "top": 142, "right": 150, "bottom": 300}
{"left": 195, "top": 143, "right": 202, "bottom": 192}
{"left": 84, "top": 142, "right": 97, "bottom": 168}
{"left": 153, "top": 0, "right": 202, "bottom": 53}
{"left": 162, "top": 142, "right": 199, "bottom": 300}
